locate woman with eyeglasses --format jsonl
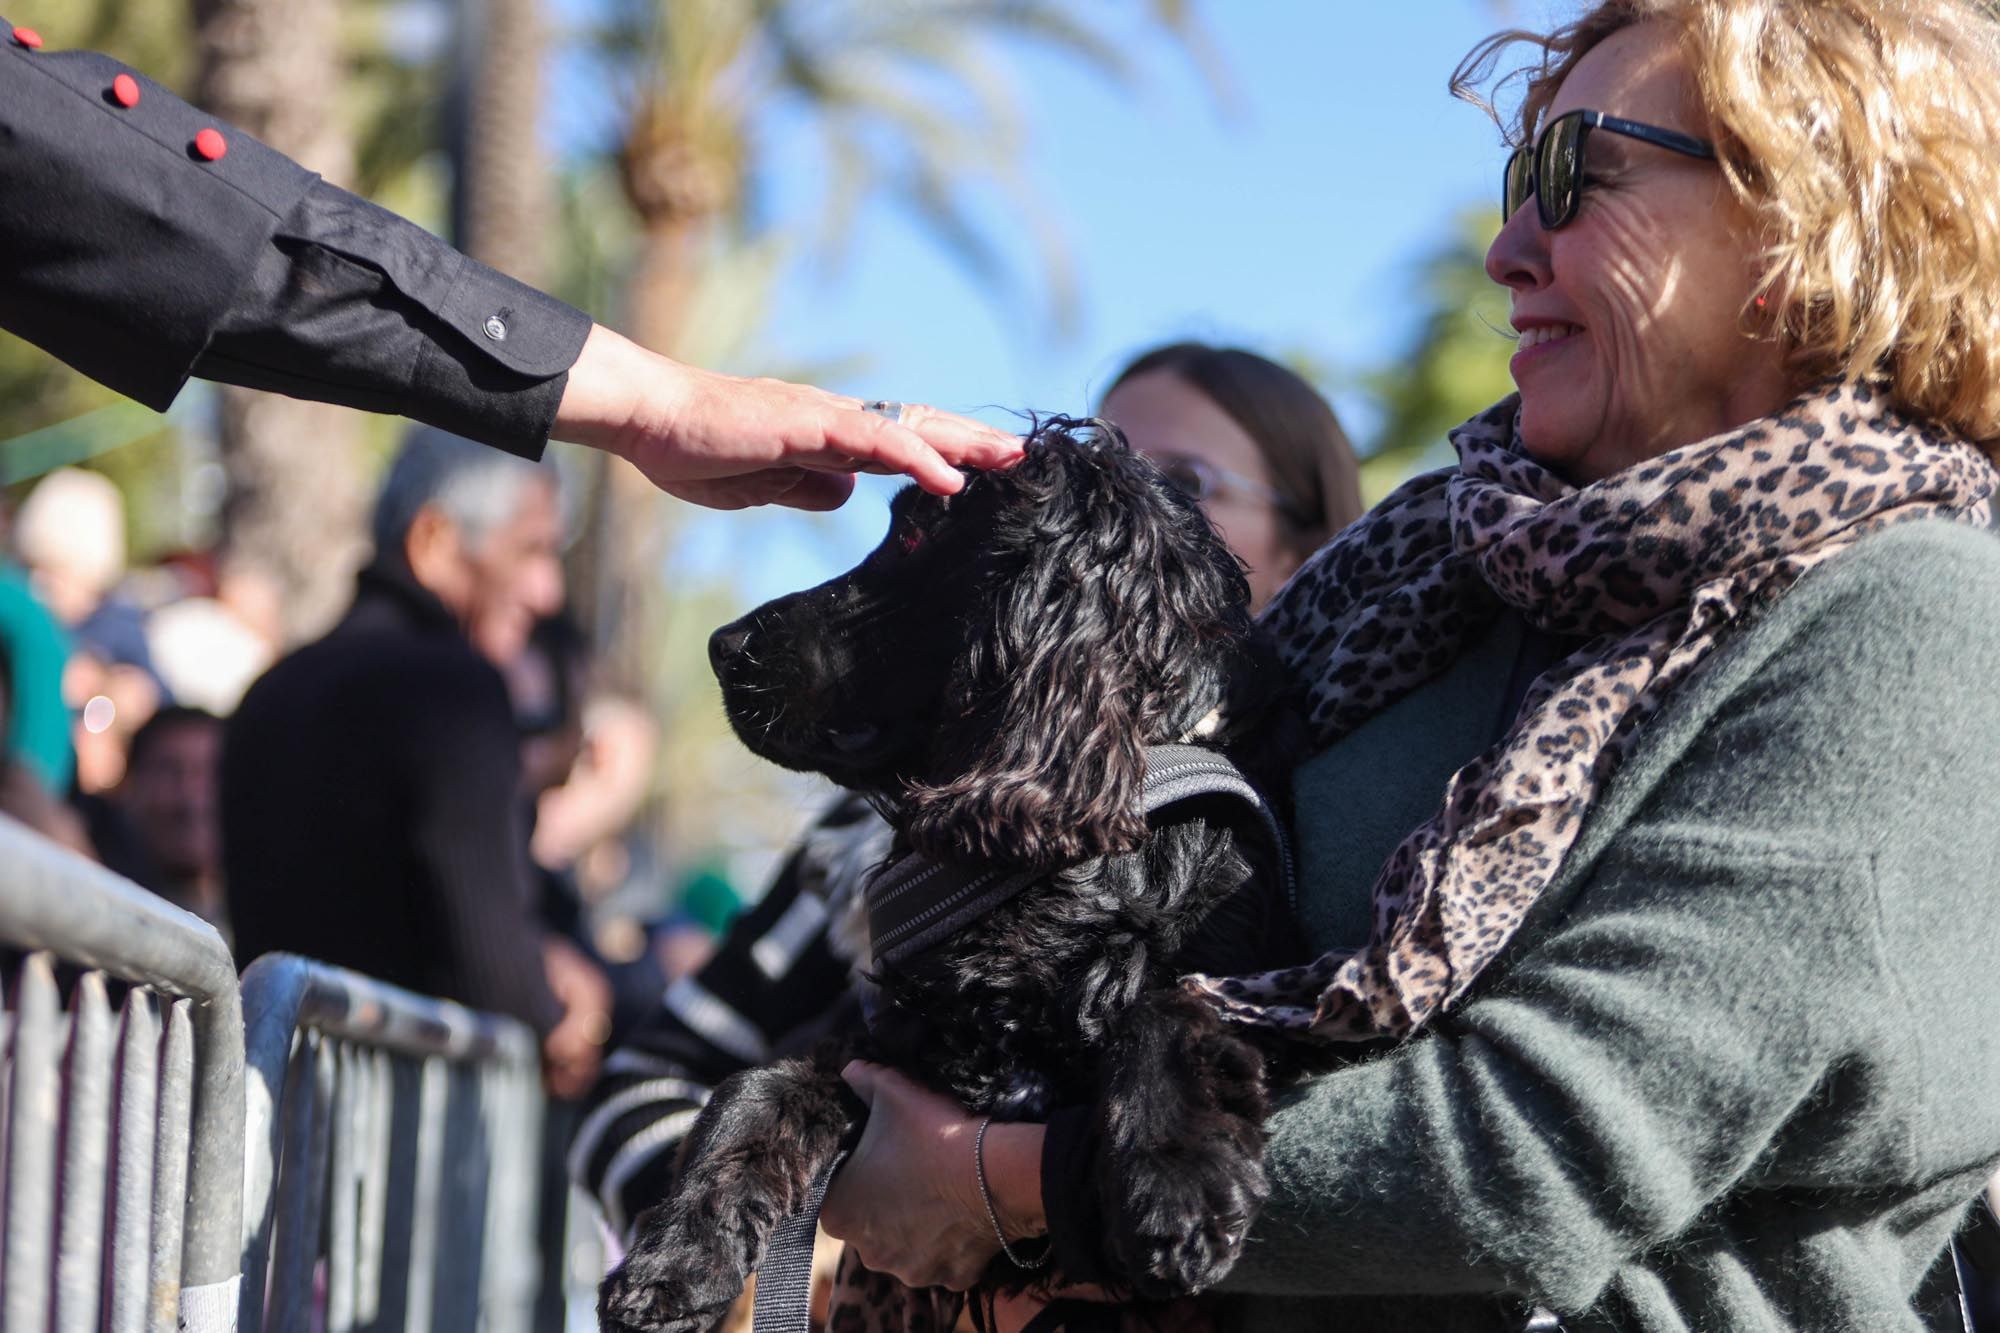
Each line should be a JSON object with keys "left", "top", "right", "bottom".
{"left": 816, "top": 4, "right": 2000, "bottom": 1331}
{"left": 1098, "top": 343, "right": 1363, "bottom": 613}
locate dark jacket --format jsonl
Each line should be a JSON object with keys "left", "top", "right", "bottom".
{"left": 221, "top": 560, "right": 560, "bottom": 1033}
{"left": 0, "top": 18, "right": 587, "bottom": 456}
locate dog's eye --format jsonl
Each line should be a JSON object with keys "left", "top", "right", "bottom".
{"left": 898, "top": 529, "right": 924, "bottom": 555}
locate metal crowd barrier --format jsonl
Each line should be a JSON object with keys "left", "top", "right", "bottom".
{"left": 238, "top": 954, "right": 546, "bottom": 1333}
{"left": 0, "top": 815, "right": 245, "bottom": 1333}
{"left": 0, "top": 816, "right": 555, "bottom": 1333}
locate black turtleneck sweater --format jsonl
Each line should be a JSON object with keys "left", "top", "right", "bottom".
{"left": 221, "top": 561, "right": 561, "bottom": 1034}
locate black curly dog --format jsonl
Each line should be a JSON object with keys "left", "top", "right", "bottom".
{"left": 599, "top": 419, "right": 1309, "bottom": 1332}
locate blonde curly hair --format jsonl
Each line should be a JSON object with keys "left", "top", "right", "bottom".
{"left": 1453, "top": 0, "right": 2000, "bottom": 457}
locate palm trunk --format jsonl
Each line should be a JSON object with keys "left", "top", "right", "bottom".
{"left": 459, "top": 0, "right": 551, "bottom": 287}
{"left": 192, "top": 0, "right": 364, "bottom": 643}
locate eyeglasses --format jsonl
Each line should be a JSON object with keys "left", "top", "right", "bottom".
{"left": 1502, "top": 108, "right": 1716, "bottom": 231}
{"left": 1150, "top": 453, "right": 1298, "bottom": 517}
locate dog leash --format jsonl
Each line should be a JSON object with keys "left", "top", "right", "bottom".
{"left": 750, "top": 1148, "right": 848, "bottom": 1333}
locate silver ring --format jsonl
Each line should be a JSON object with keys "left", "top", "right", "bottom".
{"left": 862, "top": 399, "right": 906, "bottom": 422}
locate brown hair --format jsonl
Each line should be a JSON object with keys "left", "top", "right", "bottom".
{"left": 1453, "top": 0, "right": 2000, "bottom": 457}
{"left": 1105, "top": 342, "right": 1364, "bottom": 555}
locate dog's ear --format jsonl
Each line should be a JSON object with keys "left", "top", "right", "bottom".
{"left": 902, "top": 433, "right": 1250, "bottom": 870}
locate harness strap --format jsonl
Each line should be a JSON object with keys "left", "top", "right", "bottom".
{"left": 750, "top": 1148, "right": 848, "bottom": 1333}
{"left": 867, "top": 744, "right": 1293, "bottom": 970}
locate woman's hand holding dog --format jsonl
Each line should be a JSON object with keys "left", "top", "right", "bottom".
{"left": 554, "top": 325, "right": 1022, "bottom": 511}
{"left": 822, "top": 1061, "right": 1047, "bottom": 1291}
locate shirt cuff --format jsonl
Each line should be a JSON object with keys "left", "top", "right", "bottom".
{"left": 193, "top": 181, "right": 591, "bottom": 458}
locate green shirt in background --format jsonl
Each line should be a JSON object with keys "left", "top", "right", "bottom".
{"left": 0, "top": 564, "right": 73, "bottom": 795}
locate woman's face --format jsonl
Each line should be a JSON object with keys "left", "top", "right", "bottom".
{"left": 1484, "top": 21, "right": 1796, "bottom": 483}
{"left": 1100, "top": 370, "right": 1300, "bottom": 613}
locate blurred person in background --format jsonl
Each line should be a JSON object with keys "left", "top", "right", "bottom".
{"left": 0, "top": 634, "right": 90, "bottom": 855}
{"left": 76, "top": 706, "right": 226, "bottom": 929}
{"left": 223, "top": 427, "right": 610, "bottom": 1099}
{"left": 507, "top": 611, "right": 660, "bottom": 1049}
{"left": 1099, "top": 342, "right": 1365, "bottom": 611}
{"left": 13, "top": 466, "right": 164, "bottom": 793}
{"left": 0, "top": 511, "right": 75, "bottom": 801}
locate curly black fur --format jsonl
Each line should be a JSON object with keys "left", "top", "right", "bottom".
{"left": 600, "top": 420, "right": 1310, "bottom": 1333}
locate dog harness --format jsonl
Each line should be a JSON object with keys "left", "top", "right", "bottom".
{"left": 863, "top": 742, "right": 1295, "bottom": 972}
{"left": 749, "top": 743, "right": 1293, "bottom": 1333}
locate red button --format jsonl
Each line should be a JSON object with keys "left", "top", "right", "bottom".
{"left": 11, "top": 25, "right": 43, "bottom": 49}
{"left": 193, "top": 128, "right": 228, "bottom": 161}
{"left": 112, "top": 74, "right": 140, "bottom": 108}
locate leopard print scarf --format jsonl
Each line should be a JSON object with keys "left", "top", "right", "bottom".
{"left": 1187, "top": 378, "right": 1994, "bottom": 1040}
{"left": 826, "top": 380, "right": 1994, "bottom": 1331}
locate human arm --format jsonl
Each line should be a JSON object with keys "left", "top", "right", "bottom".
{"left": 0, "top": 25, "right": 1018, "bottom": 508}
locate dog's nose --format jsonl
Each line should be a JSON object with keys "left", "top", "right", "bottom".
{"left": 709, "top": 623, "right": 753, "bottom": 673}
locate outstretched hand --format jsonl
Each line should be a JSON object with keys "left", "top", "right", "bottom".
{"left": 554, "top": 325, "right": 1022, "bottom": 510}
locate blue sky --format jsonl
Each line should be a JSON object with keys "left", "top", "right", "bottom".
{"left": 655, "top": 0, "right": 1527, "bottom": 606}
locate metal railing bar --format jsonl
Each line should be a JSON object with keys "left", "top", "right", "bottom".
{"left": 355, "top": 1048, "right": 390, "bottom": 1328}
{"left": 0, "top": 819, "right": 243, "bottom": 1305}
{"left": 109, "top": 987, "right": 162, "bottom": 1333}
{"left": 149, "top": 999, "right": 195, "bottom": 1333}
{"left": 404, "top": 1056, "right": 448, "bottom": 1333}
{"left": 440, "top": 1062, "right": 492, "bottom": 1333}
{"left": 326, "top": 1041, "right": 360, "bottom": 1333}
{"left": 237, "top": 954, "right": 541, "bottom": 1333}
{"left": 3, "top": 952, "right": 61, "bottom": 1333}
{"left": 265, "top": 1033, "right": 319, "bottom": 1333}
{"left": 56, "top": 970, "right": 114, "bottom": 1333}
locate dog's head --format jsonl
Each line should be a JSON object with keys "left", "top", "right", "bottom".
{"left": 710, "top": 418, "right": 1258, "bottom": 869}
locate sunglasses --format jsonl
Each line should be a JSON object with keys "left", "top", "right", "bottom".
{"left": 1502, "top": 108, "right": 1716, "bottom": 231}
{"left": 1151, "top": 453, "right": 1301, "bottom": 519}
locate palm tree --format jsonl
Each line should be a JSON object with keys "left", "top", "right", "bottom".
{"left": 576, "top": 0, "right": 1216, "bottom": 683}
{"left": 191, "top": 0, "right": 368, "bottom": 641}
{"left": 455, "top": 0, "right": 553, "bottom": 287}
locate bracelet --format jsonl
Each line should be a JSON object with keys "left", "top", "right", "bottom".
{"left": 974, "top": 1115, "right": 1051, "bottom": 1270}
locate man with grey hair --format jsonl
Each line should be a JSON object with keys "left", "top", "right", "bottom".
{"left": 221, "top": 428, "right": 611, "bottom": 1096}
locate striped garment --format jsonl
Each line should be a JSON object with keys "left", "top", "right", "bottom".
{"left": 569, "top": 796, "right": 888, "bottom": 1235}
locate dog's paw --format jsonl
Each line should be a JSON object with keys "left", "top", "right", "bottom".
{"left": 1103, "top": 1129, "right": 1270, "bottom": 1298}
{"left": 597, "top": 1216, "right": 756, "bottom": 1333}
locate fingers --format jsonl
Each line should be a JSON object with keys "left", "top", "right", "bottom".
{"left": 893, "top": 403, "right": 1024, "bottom": 468}
{"left": 817, "top": 404, "right": 1021, "bottom": 496}
{"left": 840, "top": 1059, "right": 886, "bottom": 1102}
{"left": 773, "top": 470, "right": 856, "bottom": 511}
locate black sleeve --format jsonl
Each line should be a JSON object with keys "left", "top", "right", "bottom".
{"left": 570, "top": 797, "right": 880, "bottom": 1235}
{"left": 193, "top": 183, "right": 591, "bottom": 459}
{"left": 0, "top": 26, "right": 590, "bottom": 458}
{"left": 407, "top": 665, "right": 564, "bottom": 1036}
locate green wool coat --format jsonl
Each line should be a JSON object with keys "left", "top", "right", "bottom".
{"left": 1217, "top": 520, "right": 2000, "bottom": 1333}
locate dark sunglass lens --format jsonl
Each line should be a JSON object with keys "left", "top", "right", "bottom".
{"left": 1502, "top": 147, "right": 1532, "bottom": 221}
{"left": 1539, "top": 113, "right": 1584, "bottom": 229}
